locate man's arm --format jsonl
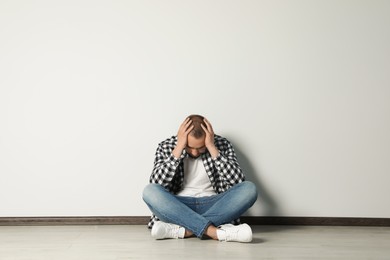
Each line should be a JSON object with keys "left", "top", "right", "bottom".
{"left": 149, "top": 141, "right": 181, "bottom": 188}
{"left": 213, "top": 137, "right": 245, "bottom": 186}
{"left": 149, "top": 117, "right": 193, "bottom": 189}
{"left": 202, "top": 119, "right": 245, "bottom": 187}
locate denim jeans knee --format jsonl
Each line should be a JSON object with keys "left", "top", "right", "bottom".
{"left": 241, "top": 181, "right": 258, "bottom": 204}
{"left": 142, "top": 183, "right": 163, "bottom": 206}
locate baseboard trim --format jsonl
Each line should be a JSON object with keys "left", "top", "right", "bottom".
{"left": 240, "top": 216, "right": 390, "bottom": 226}
{"left": 1, "top": 216, "right": 389, "bottom": 226}
{"left": 0, "top": 216, "right": 149, "bottom": 226}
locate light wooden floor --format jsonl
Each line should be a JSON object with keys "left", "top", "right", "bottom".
{"left": 0, "top": 225, "right": 389, "bottom": 259}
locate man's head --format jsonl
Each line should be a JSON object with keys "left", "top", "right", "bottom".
{"left": 186, "top": 114, "right": 207, "bottom": 158}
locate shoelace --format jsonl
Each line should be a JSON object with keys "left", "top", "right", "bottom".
{"left": 225, "top": 228, "right": 239, "bottom": 241}
{"left": 169, "top": 226, "right": 180, "bottom": 238}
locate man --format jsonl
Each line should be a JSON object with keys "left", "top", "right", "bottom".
{"left": 142, "top": 114, "right": 257, "bottom": 242}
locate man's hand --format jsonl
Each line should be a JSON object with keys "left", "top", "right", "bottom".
{"left": 173, "top": 117, "right": 193, "bottom": 158}
{"left": 201, "top": 118, "right": 220, "bottom": 159}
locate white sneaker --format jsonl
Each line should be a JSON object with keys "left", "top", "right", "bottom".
{"left": 151, "top": 221, "right": 185, "bottom": 240}
{"left": 217, "top": 223, "right": 253, "bottom": 243}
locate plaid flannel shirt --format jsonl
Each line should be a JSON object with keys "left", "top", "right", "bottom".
{"left": 147, "top": 134, "right": 245, "bottom": 228}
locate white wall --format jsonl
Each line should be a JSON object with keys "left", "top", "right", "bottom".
{"left": 1, "top": 0, "right": 389, "bottom": 218}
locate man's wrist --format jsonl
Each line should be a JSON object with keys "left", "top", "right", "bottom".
{"left": 207, "top": 145, "right": 220, "bottom": 159}
{"left": 172, "top": 146, "right": 185, "bottom": 159}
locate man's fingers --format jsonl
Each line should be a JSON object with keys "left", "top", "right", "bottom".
{"left": 181, "top": 118, "right": 192, "bottom": 131}
{"left": 201, "top": 123, "right": 208, "bottom": 133}
{"left": 184, "top": 119, "right": 193, "bottom": 131}
{"left": 203, "top": 118, "right": 214, "bottom": 133}
{"left": 185, "top": 124, "right": 194, "bottom": 134}
{"left": 181, "top": 117, "right": 190, "bottom": 127}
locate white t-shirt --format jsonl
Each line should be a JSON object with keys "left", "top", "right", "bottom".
{"left": 177, "top": 156, "right": 217, "bottom": 197}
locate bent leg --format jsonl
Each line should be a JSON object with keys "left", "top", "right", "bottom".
{"left": 142, "top": 183, "right": 211, "bottom": 237}
{"left": 201, "top": 181, "right": 258, "bottom": 226}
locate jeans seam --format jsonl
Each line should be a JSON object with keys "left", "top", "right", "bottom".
{"left": 199, "top": 221, "right": 212, "bottom": 238}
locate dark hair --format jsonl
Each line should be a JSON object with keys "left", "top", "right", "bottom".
{"left": 188, "top": 114, "right": 205, "bottom": 139}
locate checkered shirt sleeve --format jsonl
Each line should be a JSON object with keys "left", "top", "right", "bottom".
{"left": 206, "top": 135, "right": 245, "bottom": 193}
{"left": 149, "top": 136, "right": 184, "bottom": 194}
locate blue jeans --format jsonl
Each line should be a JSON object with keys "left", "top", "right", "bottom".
{"left": 142, "top": 181, "right": 258, "bottom": 238}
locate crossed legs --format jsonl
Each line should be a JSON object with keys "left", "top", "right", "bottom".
{"left": 142, "top": 181, "right": 258, "bottom": 239}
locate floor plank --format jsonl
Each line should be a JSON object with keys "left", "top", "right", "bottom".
{"left": 0, "top": 225, "right": 389, "bottom": 259}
